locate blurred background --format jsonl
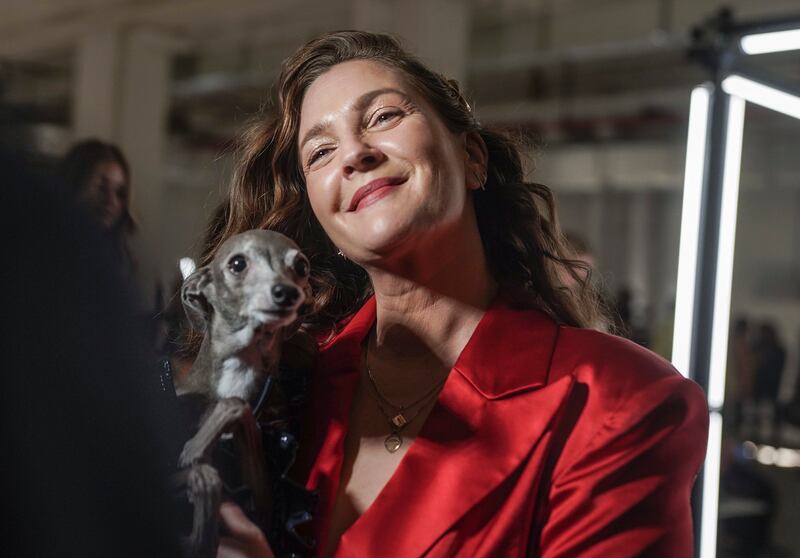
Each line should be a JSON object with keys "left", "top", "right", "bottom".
{"left": 1, "top": 1, "right": 799, "bottom": 556}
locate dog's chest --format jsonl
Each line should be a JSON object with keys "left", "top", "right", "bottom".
{"left": 214, "top": 357, "right": 260, "bottom": 400}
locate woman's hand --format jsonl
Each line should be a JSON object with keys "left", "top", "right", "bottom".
{"left": 216, "top": 502, "right": 275, "bottom": 558}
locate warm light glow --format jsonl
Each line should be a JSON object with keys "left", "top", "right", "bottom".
{"left": 741, "top": 28, "right": 800, "bottom": 55}
{"left": 775, "top": 447, "right": 800, "bottom": 468}
{"left": 672, "top": 85, "right": 711, "bottom": 377}
{"left": 757, "top": 445, "right": 777, "bottom": 465}
{"left": 743, "top": 442, "right": 800, "bottom": 468}
{"left": 700, "top": 412, "right": 723, "bottom": 558}
{"left": 722, "top": 74, "right": 800, "bottom": 120}
{"left": 707, "top": 96, "right": 746, "bottom": 410}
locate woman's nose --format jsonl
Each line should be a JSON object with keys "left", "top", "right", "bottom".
{"left": 341, "top": 138, "right": 385, "bottom": 177}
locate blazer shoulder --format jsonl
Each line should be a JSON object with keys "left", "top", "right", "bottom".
{"left": 546, "top": 326, "right": 709, "bottom": 491}
{"left": 550, "top": 325, "right": 706, "bottom": 411}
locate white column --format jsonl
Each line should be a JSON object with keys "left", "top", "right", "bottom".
{"left": 117, "top": 30, "right": 176, "bottom": 308}
{"left": 354, "top": 0, "right": 471, "bottom": 85}
{"left": 72, "top": 29, "right": 120, "bottom": 141}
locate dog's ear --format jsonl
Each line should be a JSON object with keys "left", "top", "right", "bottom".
{"left": 181, "top": 267, "right": 215, "bottom": 331}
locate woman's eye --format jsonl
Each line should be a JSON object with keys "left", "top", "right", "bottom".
{"left": 371, "top": 110, "right": 402, "bottom": 127}
{"left": 308, "top": 147, "right": 332, "bottom": 166}
{"left": 227, "top": 254, "right": 247, "bottom": 274}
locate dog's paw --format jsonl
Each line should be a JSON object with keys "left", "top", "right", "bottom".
{"left": 184, "top": 463, "right": 222, "bottom": 554}
{"left": 179, "top": 437, "right": 207, "bottom": 468}
{"left": 186, "top": 463, "right": 222, "bottom": 508}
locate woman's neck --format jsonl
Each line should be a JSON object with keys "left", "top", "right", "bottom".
{"left": 363, "top": 219, "right": 497, "bottom": 390}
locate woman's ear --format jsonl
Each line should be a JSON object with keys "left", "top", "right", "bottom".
{"left": 464, "top": 131, "right": 489, "bottom": 191}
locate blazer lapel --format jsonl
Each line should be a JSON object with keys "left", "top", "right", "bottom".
{"left": 335, "top": 299, "right": 574, "bottom": 557}
{"left": 302, "top": 298, "right": 375, "bottom": 553}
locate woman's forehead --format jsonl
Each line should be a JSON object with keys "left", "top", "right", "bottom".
{"left": 299, "top": 60, "right": 411, "bottom": 130}
{"left": 94, "top": 160, "right": 127, "bottom": 182}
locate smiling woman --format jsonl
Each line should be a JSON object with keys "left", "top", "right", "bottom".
{"left": 203, "top": 31, "right": 709, "bottom": 558}
{"left": 205, "top": 32, "right": 604, "bottom": 337}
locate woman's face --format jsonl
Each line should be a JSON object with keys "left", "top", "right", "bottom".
{"left": 79, "top": 160, "right": 127, "bottom": 230}
{"left": 298, "top": 60, "right": 481, "bottom": 263}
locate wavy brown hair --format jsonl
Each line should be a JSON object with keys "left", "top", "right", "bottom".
{"left": 204, "top": 30, "right": 609, "bottom": 336}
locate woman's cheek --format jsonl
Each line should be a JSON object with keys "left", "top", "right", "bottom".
{"left": 305, "top": 177, "right": 327, "bottom": 220}
{"left": 307, "top": 193, "right": 329, "bottom": 232}
{"left": 306, "top": 171, "right": 341, "bottom": 232}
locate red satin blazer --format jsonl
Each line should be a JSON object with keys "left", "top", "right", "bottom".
{"left": 297, "top": 296, "right": 709, "bottom": 557}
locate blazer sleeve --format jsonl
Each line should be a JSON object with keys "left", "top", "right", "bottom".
{"left": 537, "top": 374, "right": 709, "bottom": 557}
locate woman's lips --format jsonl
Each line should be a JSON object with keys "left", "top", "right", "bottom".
{"left": 348, "top": 176, "right": 407, "bottom": 212}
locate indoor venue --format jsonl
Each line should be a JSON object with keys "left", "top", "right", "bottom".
{"left": 2, "top": 1, "right": 799, "bottom": 557}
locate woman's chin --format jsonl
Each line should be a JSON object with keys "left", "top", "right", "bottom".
{"left": 351, "top": 225, "right": 434, "bottom": 266}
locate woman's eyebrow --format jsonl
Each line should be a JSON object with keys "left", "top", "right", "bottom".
{"left": 300, "top": 87, "right": 410, "bottom": 150}
{"left": 352, "top": 87, "right": 409, "bottom": 112}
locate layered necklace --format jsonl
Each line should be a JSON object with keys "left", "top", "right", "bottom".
{"left": 364, "top": 342, "right": 447, "bottom": 453}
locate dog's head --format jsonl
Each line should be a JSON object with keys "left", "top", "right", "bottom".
{"left": 181, "top": 230, "right": 312, "bottom": 346}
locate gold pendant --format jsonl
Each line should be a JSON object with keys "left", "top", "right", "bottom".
{"left": 384, "top": 433, "right": 402, "bottom": 453}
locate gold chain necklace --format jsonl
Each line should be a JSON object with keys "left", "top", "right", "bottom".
{"left": 364, "top": 343, "right": 447, "bottom": 453}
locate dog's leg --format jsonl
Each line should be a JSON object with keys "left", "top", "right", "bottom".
{"left": 184, "top": 397, "right": 270, "bottom": 514}
{"left": 178, "top": 399, "right": 251, "bottom": 558}
{"left": 179, "top": 398, "right": 270, "bottom": 551}
{"left": 179, "top": 397, "right": 250, "bottom": 467}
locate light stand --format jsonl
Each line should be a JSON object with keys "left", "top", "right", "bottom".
{"left": 672, "top": 9, "right": 800, "bottom": 557}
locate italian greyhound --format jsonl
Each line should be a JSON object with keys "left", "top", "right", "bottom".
{"left": 174, "top": 229, "right": 311, "bottom": 557}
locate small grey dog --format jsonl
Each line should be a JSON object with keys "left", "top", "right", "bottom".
{"left": 175, "top": 229, "right": 311, "bottom": 557}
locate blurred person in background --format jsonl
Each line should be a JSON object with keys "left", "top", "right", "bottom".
{"left": 751, "top": 321, "right": 787, "bottom": 442}
{"left": 730, "top": 317, "right": 755, "bottom": 438}
{"left": 61, "top": 139, "right": 137, "bottom": 279}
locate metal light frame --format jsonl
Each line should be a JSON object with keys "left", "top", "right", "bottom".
{"left": 671, "top": 10, "right": 800, "bottom": 558}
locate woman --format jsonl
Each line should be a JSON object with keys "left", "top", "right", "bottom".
{"left": 209, "top": 31, "right": 709, "bottom": 558}
{"left": 61, "top": 139, "right": 136, "bottom": 276}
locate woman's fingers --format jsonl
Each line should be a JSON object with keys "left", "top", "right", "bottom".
{"left": 216, "top": 502, "right": 275, "bottom": 558}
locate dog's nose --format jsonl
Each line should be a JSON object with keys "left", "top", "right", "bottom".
{"left": 271, "top": 284, "right": 300, "bottom": 307}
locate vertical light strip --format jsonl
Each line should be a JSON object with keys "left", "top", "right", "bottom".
{"left": 700, "top": 411, "right": 724, "bottom": 558}
{"left": 707, "top": 95, "right": 746, "bottom": 410}
{"left": 671, "top": 85, "right": 711, "bottom": 377}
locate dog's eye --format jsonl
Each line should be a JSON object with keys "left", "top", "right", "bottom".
{"left": 292, "top": 256, "right": 310, "bottom": 279}
{"left": 228, "top": 254, "right": 247, "bottom": 274}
